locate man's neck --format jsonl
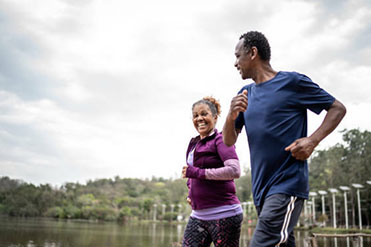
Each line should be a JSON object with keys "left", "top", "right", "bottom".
{"left": 252, "top": 63, "right": 277, "bottom": 84}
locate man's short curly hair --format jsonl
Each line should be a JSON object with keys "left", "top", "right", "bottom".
{"left": 239, "top": 31, "right": 271, "bottom": 61}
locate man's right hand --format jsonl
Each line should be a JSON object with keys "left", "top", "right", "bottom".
{"left": 223, "top": 89, "right": 247, "bottom": 147}
{"left": 228, "top": 89, "right": 248, "bottom": 120}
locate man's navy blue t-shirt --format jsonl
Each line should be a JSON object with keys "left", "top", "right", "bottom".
{"left": 235, "top": 71, "right": 335, "bottom": 206}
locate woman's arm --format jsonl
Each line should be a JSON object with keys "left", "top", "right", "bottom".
{"left": 182, "top": 159, "right": 240, "bottom": 180}
{"left": 205, "top": 159, "right": 240, "bottom": 180}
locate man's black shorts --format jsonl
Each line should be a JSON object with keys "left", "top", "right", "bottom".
{"left": 251, "top": 193, "right": 304, "bottom": 247}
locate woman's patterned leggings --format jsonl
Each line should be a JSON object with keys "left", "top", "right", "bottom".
{"left": 182, "top": 214, "right": 243, "bottom": 247}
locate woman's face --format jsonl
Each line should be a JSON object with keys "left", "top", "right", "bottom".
{"left": 192, "top": 103, "right": 217, "bottom": 139}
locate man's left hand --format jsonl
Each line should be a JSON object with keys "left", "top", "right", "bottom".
{"left": 285, "top": 137, "right": 318, "bottom": 160}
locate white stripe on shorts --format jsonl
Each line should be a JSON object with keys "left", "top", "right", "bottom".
{"left": 275, "top": 196, "right": 297, "bottom": 247}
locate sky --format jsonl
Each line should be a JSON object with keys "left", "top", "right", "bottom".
{"left": 1, "top": 0, "right": 370, "bottom": 186}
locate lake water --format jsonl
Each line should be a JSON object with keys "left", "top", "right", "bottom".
{"left": 0, "top": 216, "right": 369, "bottom": 247}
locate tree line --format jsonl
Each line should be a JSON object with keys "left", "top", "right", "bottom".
{"left": 308, "top": 128, "right": 371, "bottom": 227}
{"left": 0, "top": 129, "right": 369, "bottom": 225}
{"left": 0, "top": 176, "right": 190, "bottom": 221}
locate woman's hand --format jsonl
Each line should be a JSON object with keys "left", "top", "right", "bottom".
{"left": 182, "top": 165, "right": 188, "bottom": 178}
{"left": 186, "top": 197, "right": 191, "bottom": 205}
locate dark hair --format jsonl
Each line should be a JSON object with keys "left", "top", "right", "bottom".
{"left": 192, "top": 96, "right": 221, "bottom": 117}
{"left": 239, "top": 31, "right": 271, "bottom": 61}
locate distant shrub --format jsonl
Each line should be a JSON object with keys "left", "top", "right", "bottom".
{"left": 163, "top": 212, "right": 177, "bottom": 222}
{"left": 45, "top": 206, "right": 64, "bottom": 218}
{"left": 63, "top": 205, "right": 81, "bottom": 219}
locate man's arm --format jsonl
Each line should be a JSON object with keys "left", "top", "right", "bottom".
{"left": 223, "top": 116, "right": 241, "bottom": 147}
{"left": 223, "top": 90, "right": 248, "bottom": 146}
{"left": 285, "top": 99, "right": 346, "bottom": 160}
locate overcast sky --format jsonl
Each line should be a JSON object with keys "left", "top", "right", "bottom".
{"left": 1, "top": 0, "right": 370, "bottom": 185}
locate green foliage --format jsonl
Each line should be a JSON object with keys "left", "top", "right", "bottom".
{"left": 119, "top": 206, "right": 131, "bottom": 217}
{"left": 64, "top": 204, "right": 81, "bottom": 219}
{"left": 77, "top": 194, "right": 97, "bottom": 207}
{"left": 45, "top": 206, "right": 64, "bottom": 218}
{"left": 0, "top": 175, "right": 189, "bottom": 221}
{"left": 309, "top": 129, "right": 371, "bottom": 226}
{"left": 309, "top": 129, "right": 371, "bottom": 189}
{"left": 309, "top": 144, "right": 345, "bottom": 190}
{"left": 317, "top": 214, "right": 329, "bottom": 223}
{"left": 0, "top": 129, "right": 369, "bottom": 223}
{"left": 130, "top": 207, "right": 141, "bottom": 217}
{"left": 0, "top": 203, "right": 6, "bottom": 214}
{"left": 235, "top": 168, "right": 252, "bottom": 202}
{"left": 142, "top": 198, "right": 153, "bottom": 213}
{"left": 163, "top": 212, "right": 177, "bottom": 221}
{"left": 115, "top": 196, "right": 137, "bottom": 208}
{"left": 1, "top": 183, "right": 41, "bottom": 217}
{"left": 80, "top": 205, "right": 118, "bottom": 221}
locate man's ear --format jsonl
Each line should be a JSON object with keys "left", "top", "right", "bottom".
{"left": 250, "top": 46, "right": 258, "bottom": 60}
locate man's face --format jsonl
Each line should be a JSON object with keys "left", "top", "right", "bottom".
{"left": 234, "top": 38, "right": 252, "bottom": 80}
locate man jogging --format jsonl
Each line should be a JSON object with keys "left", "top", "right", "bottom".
{"left": 223, "top": 31, "right": 346, "bottom": 247}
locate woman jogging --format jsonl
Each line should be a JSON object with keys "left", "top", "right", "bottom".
{"left": 182, "top": 96, "right": 243, "bottom": 247}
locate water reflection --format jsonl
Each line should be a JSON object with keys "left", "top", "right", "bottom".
{"left": 314, "top": 236, "right": 366, "bottom": 247}
{"left": 0, "top": 217, "right": 370, "bottom": 247}
{"left": 359, "top": 236, "right": 363, "bottom": 247}
{"left": 152, "top": 223, "right": 156, "bottom": 245}
{"left": 177, "top": 224, "right": 183, "bottom": 244}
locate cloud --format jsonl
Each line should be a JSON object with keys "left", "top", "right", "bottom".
{"left": 0, "top": 12, "right": 50, "bottom": 100}
{"left": 0, "top": 0, "right": 370, "bottom": 185}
